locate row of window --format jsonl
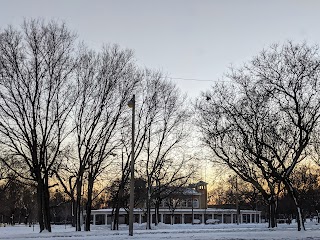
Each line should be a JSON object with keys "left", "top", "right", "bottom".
{"left": 159, "top": 198, "right": 199, "bottom": 208}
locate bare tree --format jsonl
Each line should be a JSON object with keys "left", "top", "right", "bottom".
{"left": 137, "top": 72, "right": 191, "bottom": 229}
{"left": 109, "top": 70, "right": 154, "bottom": 230}
{"left": 0, "top": 19, "right": 76, "bottom": 232}
{"left": 209, "top": 175, "right": 263, "bottom": 211}
{"left": 197, "top": 42, "right": 320, "bottom": 231}
{"left": 153, "top": 169, "right": 194, "bottom": 226}
{"left": 109, "top": 71, "right": 192, "bottom": 230}
{"left": 289, "top": 164, "right": 320, "bottom": 219}
{"left": 311, "top": 132, "right": 320, "bottom": 166}
{"left": 53, "top": 154, "right": 78, "bottom": 227}
{"left": 197, "top": 81, "right": 281, "bottom": 228}
{"left": 164, "top": 188, "right": 188, "bottom": 225}
{"left": 71, "top": 44, "right": 139, "bottom": 231}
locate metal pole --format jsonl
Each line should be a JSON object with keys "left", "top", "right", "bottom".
{"left": 236, "top": 176, "right": 240, "bottom": 225}
{"left": 191, "top": 189, "right": 194, "bottom": 225}
{"left": 128, "top": 95, "right": 135, "bottom": 236}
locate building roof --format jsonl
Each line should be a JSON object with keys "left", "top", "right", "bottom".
{"left": 181, "top": 188, "right": 201, "bottom": 196}
{"left": 90, "top": 208, "right": 261, "bottom": 214}
{"left": 188, "top": 181, "right": 208, "bottom": 188}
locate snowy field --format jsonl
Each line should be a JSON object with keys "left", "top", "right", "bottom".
{"left": 1, "top": 222, "right": 320, "bottom": 240}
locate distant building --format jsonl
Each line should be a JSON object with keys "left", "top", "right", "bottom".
{"left": 87, "top": 181, "right": 261, "bottom": 225}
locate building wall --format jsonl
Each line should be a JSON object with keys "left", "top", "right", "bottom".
{"left": 89, "top": 208, "right": 262, "bottom": 225}
{"left": 195, "top": 182, "right": 208, "bottom": 209}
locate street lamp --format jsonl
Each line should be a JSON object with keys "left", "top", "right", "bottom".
{"left": 230, "top": 175, "right": 240, "bottom": 225}
{"left": 234, "top": 176, "right": 240, "bottom": 225}
{"left": 128, "top": 95, "right": 135, "bottom": 236}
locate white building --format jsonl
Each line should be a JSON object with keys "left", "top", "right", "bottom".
{"left": 89, "top": 207, "right": 261, "bottom": 225}
{"left": 87, "top": 181, "right": 261, "bottom": 226}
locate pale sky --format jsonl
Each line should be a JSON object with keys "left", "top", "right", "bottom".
{"left": 1, "top": 0, "right": 320, "bottom": 99}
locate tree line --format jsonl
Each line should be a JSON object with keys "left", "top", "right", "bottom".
{"left": 1, "top": 19, "right": 320, "bottom": 233}
{"left": 0, "top": 19, "right": 195, "bottom": 232}
{"left": 196, "top": 41, "right": 320, "bottom": 231}
{"left": 210, "top": 164, "right": 320, "bottom": 223}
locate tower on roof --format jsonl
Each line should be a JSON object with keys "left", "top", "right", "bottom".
{"left": 190, "top": 181, "right": 208, "bottom": 209}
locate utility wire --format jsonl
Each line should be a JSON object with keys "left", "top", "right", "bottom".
{"left": 168, "top": 77, "right": 232, "bottom": 83}
{"left": 170, "top": 77, "right": 214, "bottom": 82}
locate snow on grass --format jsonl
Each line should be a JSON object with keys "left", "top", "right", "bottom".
{"left": 1, "top": 222, "right": 320, "bottom": 239}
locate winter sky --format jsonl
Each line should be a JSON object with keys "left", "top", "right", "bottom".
{"left": 1, "top": 1, "right": 320, "bottom": 99}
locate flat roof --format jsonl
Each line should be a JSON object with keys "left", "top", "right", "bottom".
{"left": 90, "top": 208, "right": 261, "bottom": 214}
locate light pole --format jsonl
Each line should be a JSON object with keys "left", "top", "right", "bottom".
{"left": 191, "top": 191, "right": 194, "bottom": 225}
{"left": 235, "top": 176, "right": 240, "bottom": 225}
{"left": 128, "top": 95, "right": 135, "bottom": 236}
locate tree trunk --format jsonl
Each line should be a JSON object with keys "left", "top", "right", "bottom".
{"left": 36, "top": 175, "right": 52, "bottom": 233}
{"left": 36, "top": 181, "right": 45, "bottom": 232}
{"left": 85, "top": 201, "right": 92, "bottom": 231}
{"left": 284, "top": 181, "right": 305, "bottom": 231}
{"left": 71, "top": 198, "right": 76, "bottom": 227}
{"left": 43, "top": 175, "right": 51, "bottom": 232}
{"left": 268, "top": 196, "right": 277, "bottom": 228}
{"left": 112, "top": 185, "right": 124, "bottom": 230}
{"left": 76, "top": 177, "right": 83, "bottom": 231}
{"left": 146, "top": 185, "right": 152, "bottom": 229}
{"left": 112, "top": 204, "right": 119, "bottom": 230}
{"left": 154, "top": 199, "right": 160, "bottom": 226}
{"left": 85, "top": 176, "right": 94, "bottom": 231}
{"left": 155, "top": 208, "right": 158, "bottom": 226}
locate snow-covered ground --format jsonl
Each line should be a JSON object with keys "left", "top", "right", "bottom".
{"left": 1, "top": 222, "right": 320, "bottom": 240}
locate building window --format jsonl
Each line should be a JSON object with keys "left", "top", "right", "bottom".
{"left": 187, "top": 198, "right": 199, "bottom": 208}
{"left": 193, "top": 199, "right": 199, "bottom": 208}
{"left": 181, "top": 200, "right": 187, "bottom": 207}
